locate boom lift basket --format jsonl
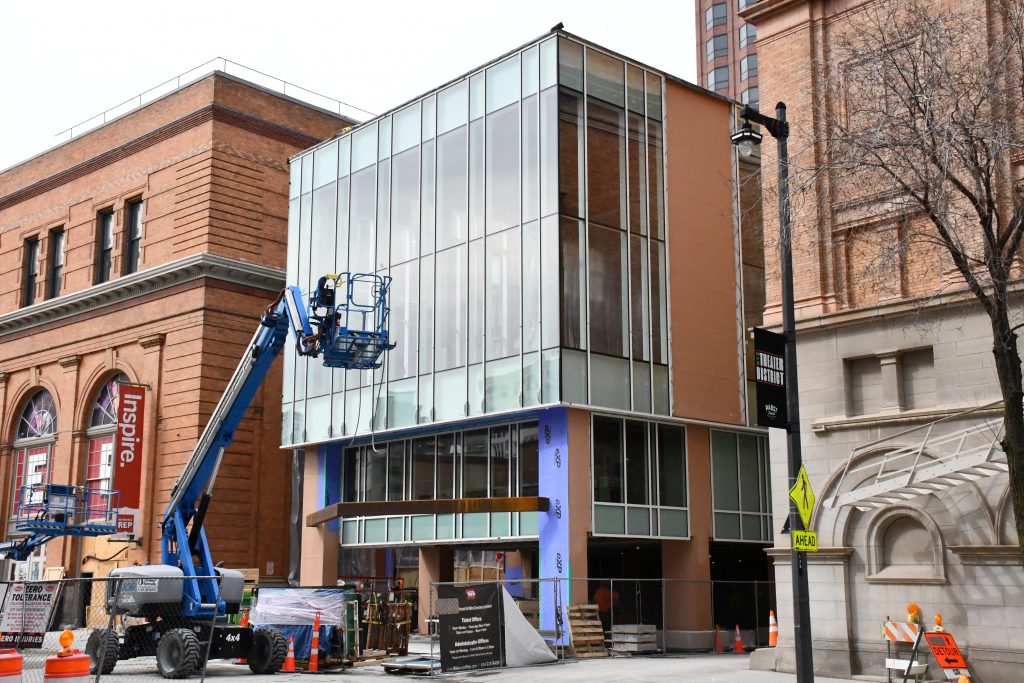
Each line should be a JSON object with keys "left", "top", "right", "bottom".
{"left": 0, "top": 483, "right": 119, "bottom": 560}
{"left": 310, "top": 272, "right": 396, "bottom": 370}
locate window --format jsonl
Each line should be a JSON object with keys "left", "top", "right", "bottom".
{"left": 22, "top": 237, "right": 39, "bottom": 307}
{"left": 85, "top": 374, "right": 128, "bottom": 520}
{"left": 707, "top": 66, "right": 730, "bottom": 91}
{"left": 741, "top": 87, "right": 760, "bottom": 110}
{"left": 738, "top": 0, "right": 758, "bottom": 9}
{"left": 95, "top": 209, "right": 114, "bottom": 284}
{"left": 705, "top": 3, "right": 727, "bottom": 30}
{"left": 123, "top": 199, "right": 143, "bottom": 275}
{"left": 592, "top": 416, "right": 689, "bottom": 538}
{"left": 741, "top": 53, "right": 758, "bottom": 81}
{"left": 11, "top": 391, "right": 57, "bottom": 521}
{"left": 739, "top": 23, "right": 757, "bottom": 49}
{"left": 711, "top": 430, "right": 772, "bottom": 541}
{"left": 706, "top": 35, "right": 729, "bottom": 63}
{"left": 47, "top": 228, "right": 64, "bottom": 299}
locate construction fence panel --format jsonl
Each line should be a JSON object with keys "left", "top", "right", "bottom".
{"left": 0, "top": 577, "right": 240, "bottom": 683}
{"left": 561, "top": 578, "right": 776, "bottom": 655}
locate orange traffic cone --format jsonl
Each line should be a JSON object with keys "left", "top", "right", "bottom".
{"left": 768, "top": 610, "right": 779, "bottom": 647}
{"left": 307, "top": 611, "right": 320, "bottom": 673}
{"left": 733, "top": 624, "right": 745, "bottom": 653}
{"left": 714, "top": 625, "right": 725, "bottom": 653}
{"left": 281, "top": 636, "right": 296, "bottom": 673}
{"left": 234, "top": 608, "right": 250, "bottom": 665}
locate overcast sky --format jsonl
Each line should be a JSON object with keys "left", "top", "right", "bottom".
{"left": 0, "top": 1, "right": 696, "bottom": 172}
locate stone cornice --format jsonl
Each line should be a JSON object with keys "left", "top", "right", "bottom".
{"left": 0, "top": 253, "right": 285, "bottom": 338}
{"left": 949, "top": 545, "right": 1022, "bottom": 566}
{"left": 739, "top": 0, "right": 807, "bottom": 24}
{"left": 138, "top": 333, "right": 166, "bottom": 350}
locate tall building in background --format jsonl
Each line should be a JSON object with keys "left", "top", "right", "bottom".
{"left": 696, "top": 0, "right": 760, "bottom": 109}
{"left": 0, "top": 70, "right": 352, "bottom": 584}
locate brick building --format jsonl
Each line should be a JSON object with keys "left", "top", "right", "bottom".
{"left": 743, "top": 0, "right": 1023, "bottom": 680}
{"left": 0, "top": 72, "right": 352, "bottom": 581}
{"left": 696, "top": 0, "right": 760, "bottom": 109}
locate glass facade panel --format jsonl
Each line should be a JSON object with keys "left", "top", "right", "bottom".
{"left": 393, "top": 104, "right": 420, "bottom": 153}
{"left": 486, "top": 103, "right": 521, "bottom": 233}
{"left": 560, "top": 218, "right": 586, "bottom": 350}
{"left": 489, "top": 426, "right": 510, "bottom": 497}
{"left": 594, "top": 505, "right": 625, "bottom": 534}
{"left": 313, "top": 141, "right": 338, "bottom": 189}
{"left": 588, "top": 224, "right": 628, "bottom": 356}
{"left": 469, "top": 119, "right": 484, "bottom": 238}
{"left": 590, "top": 355, "right": 629, "bottom": 410}
{"left": 391, "top": 148, "right": 420, "bottom": 264}
{"left": 435, "top": 245, "right": 467, "bottom": 370}
{"left": 438, "top": 81, "right": 468, "bottom": 135}
{"left": 436, "top": 433, "right": 456, "bottom": 499}
{"left": 486, "top": 227, "right": 521, "bottom": 360}
{"left": 522, "top": 221, "right": 540, "bottom": 353}
{"left": 587, "top": 99, "right": 626, "bottom": 229}
{"left": 522, "top": 45, "right": 539, "bottom": 96}
{"left": 486, "top": 55, "right": 520, "bottom": 113}
{"left": 593, "top": 416, "right": 623, "bottom": 503}
{"left": 352, "top": 124, "right": 377, "bottom": 171}
{"left": 386, "top": 377, "right": 416, "bottom": 428}
{"left": 434, "top": 367, "right": 467, "bottom": 420}
{"left": 559, "top": 91, "right": 585, "bottom": 218}
{"left": 630, "top": 235, "right": 651, "bottom": 359}
{"left": 558, "top": 37, "right": 584, "bottom": 91}
{"left": 519, "top": 424, "right": 538, "bottom": 496}
{"left": 625, "top": 421, "right": 649, "bottom": 504}
{"left": 539, "top": 38, "right": 557, "bottom": 89}
{"left": 522, "top": 95, "right": 540, "bottom": 223}
{"left": 586, "top": 48, "right": 625, "bottom": 107}
{"left": 463, "top": 429, "right": 488, "bottom": 497}
{"left": 658, "top": 425, "right": 686, "bottom": 507}
{"left": 420, "top": 140, "right": 435, "bottom": 254}
{"left": 413, "top": 437, "right": 435, "bottom": 500}
{"left": 436, "top": 126, "right": 468, "bottom": 250}
{"left": 349, "top": 168, "right": 376, "bottom": 275}
{"left": 485, "top": 356, "right": 521, "bottom": 412}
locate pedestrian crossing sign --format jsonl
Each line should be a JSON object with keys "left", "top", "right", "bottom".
{"left": 789, "top": 464, "right": 815, "bottom": 530}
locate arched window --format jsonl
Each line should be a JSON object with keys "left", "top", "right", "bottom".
{"left": 85, "top": 374, "right": 128, "bottom": 519}
{"left": 12, "top": 390, "right": 58, "bottom": 517}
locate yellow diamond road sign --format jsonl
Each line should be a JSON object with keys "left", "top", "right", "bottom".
{"left": 789, "top": 464, "right": 815, "bottom": 531}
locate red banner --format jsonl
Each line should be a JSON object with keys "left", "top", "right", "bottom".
{"left": 114, "top": 383, "right": 146, "bottom": 536}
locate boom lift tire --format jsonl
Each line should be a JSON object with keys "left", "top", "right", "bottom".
{"left": 86, "top": 628, "right": 120, "bottom": 675}
{"left": 247, "top": 627, "right": 288, "bottom": 675}
{"left": 156, "top": 628, "right": 202, "bottom": 679}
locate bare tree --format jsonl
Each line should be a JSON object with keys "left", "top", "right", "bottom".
{"left": 822, "top": 0, "right": 1024, "bottom": 561}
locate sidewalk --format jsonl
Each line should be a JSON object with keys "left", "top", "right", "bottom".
{"left": 211, "top": 653, "right": 862, "bottom": 682}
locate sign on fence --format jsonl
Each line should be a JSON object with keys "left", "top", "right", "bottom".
{"left": 0, "top": 581, "right": 61, "bottom": 647}
{"left": 437, "top": 583, "right": 504, "bottom": 672}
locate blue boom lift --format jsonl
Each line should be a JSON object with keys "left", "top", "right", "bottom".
{"left": 2, "top": 273, "right": 393, "bottom": 679}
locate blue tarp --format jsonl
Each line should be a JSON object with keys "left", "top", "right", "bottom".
{"left": 263, "top": 625, "right": 335, "bottom": 661}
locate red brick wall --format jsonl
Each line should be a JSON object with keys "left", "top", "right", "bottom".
{"left": 0, "top": 73, "right": 350, "bottom": 577}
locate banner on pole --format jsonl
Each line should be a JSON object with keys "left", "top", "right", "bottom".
{"left": 753, "top": 327, "right": 788, "bottom": 428}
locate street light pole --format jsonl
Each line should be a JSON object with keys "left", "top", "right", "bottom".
{"left": 733, "top": 102, "right": 814, "bottom": 683}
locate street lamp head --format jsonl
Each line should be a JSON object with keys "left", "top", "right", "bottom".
{"left": 731, "top": 121, "right": 763, "bottom": 158}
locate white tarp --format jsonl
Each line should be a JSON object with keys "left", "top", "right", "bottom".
{"left": 501, "top": 587, "right": 556, "bottom": 667}
{"left": 251, "top": 588, "right": 347, "bottom": 626}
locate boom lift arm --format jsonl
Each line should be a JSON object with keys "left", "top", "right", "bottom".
{"left": 161, "top": 274, "right": 394, "bottom": 617}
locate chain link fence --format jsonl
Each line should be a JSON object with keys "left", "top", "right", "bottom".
{"left": 0, "top": 575, "right": 290, "bottom": 683}
{"left": 423, "top": 577, "right": 774, "bottom": 674}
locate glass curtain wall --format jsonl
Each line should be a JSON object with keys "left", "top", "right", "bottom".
{"left": 557, "top": 38, "right": 669, "bottom": 414}
{"left": 282, "top": 36, "right": 670, "bottom": 446}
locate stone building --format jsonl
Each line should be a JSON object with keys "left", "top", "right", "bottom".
{"left": 742, "top": 0, "right": 1023, "bottom": 680}
{"left": 0, "top": 71, "right": 352, "bottom": 581}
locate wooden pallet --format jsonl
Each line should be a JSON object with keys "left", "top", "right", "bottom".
{"left": 345, "top": 649, "right": 396, "bottom": 667}
{"left": 567, "top": 604, "right": 608, "bottom": 658}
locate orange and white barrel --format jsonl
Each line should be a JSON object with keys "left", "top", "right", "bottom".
{"left": 44, "top": 631, "right": 90, "bottom": 683}
{"left": 0, "top": 649, "right": 23, "bottom": 683}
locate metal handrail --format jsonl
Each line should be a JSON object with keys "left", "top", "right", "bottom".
{"left": 55, "top": 57, "right": 375, "bottom": 143}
